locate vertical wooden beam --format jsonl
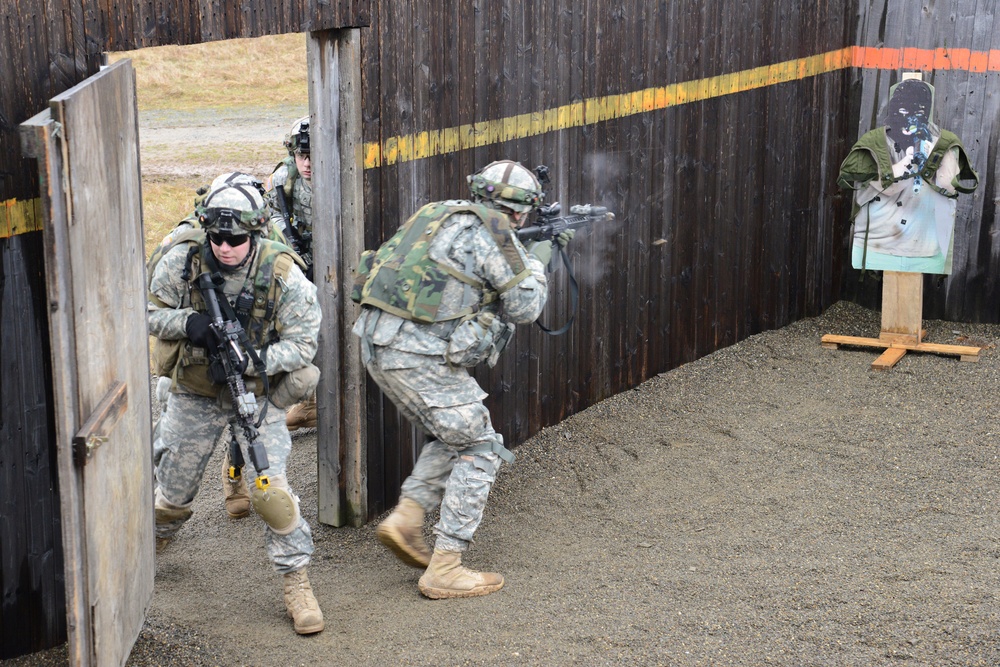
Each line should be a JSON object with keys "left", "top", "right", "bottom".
{"left": 20, "top": 109, "right": 91, "bottom": 667}
{"left": 879, "top": 270, "right": 924, "bottom": 344}
{"left": 309, "top": 28, "right": 366, "bottom": 527}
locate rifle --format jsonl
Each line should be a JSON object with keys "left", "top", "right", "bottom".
{"left": 514, "top": 167, "right": 616, "bottom": 335}
{"left": 517, "top": 202, "right": 614, "bottom": 252}
{"left": 515, "top": 204, "right": 613, "bottom": 336}
{"left": 194, "top": 272, "right": 271, "bottom": 491}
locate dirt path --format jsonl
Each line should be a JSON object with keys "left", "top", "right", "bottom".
{"left": 8, "top": 301, "right": 999, "bottom": 666}
{"left": 138, "top": 106, "right": 305, "bottom": 178}
{"left": 124, "top": 301, "right": 999, "bottom": 666}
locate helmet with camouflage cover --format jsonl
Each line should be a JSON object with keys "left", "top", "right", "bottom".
{"left": 211, "top": 171, "right": 266, "bottom": 196}
{"left": 196, "top": 179, "right": 269, "bottom": 236}
{"left": 467, "top": 160, "right": 543, "bottom": 213}
{"left": 283, "top": 116, "right": 311, "bottom": 156}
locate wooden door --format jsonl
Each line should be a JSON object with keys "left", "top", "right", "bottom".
{"left": 19, "top": 59, "right": 153, "bottom": 667}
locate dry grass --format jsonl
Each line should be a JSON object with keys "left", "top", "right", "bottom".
{"left": 141, "top": 177, "right": 207, "bottom": 259}
{"left": 110, "top": 33, "right": 307, "bottom": 112}
{"left": 140, "top": 141, "right": 282, "bottom": 180}
{"left": 112, "top": 33, "right": 307, "bottom": 257}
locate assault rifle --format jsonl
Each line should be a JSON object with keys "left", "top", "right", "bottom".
{"left": 514, "top": 183, "right": 616, "bottom": 335}
{"left": 517, "top": 202, "right": 614, "bottom": 258}
{"left": 194, "top": 272, "right": 271, "bottom": 488}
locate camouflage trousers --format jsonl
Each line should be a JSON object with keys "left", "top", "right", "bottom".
{"left": 363, "top": 345, "right": 502, "bottom": 553}
{"left": 154, "top": 391, "right": 314, "bottom": 574}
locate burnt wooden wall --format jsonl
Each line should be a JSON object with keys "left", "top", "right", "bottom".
{"left": 359, "top": 0, "right": 858, "bottom": 515}
{"left": 0, "top": 234, "right": 63, "bottom": 657}
{"left": 843, "top": 1, "right": 1000, "bottom": 323}
{"left": 0, "top": 0, "right": 368, "bottom": 657}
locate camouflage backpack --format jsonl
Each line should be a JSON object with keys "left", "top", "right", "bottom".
{"left": 350, "top": 201, "right": 530, "bottom": 323}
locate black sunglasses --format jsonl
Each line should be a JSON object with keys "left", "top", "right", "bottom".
{"left": 208, "top": 232, "right": 250, "bottom": 247}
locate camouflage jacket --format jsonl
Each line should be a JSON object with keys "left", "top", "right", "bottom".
{"left": 148, "top": 237, "right": 321, "bottom": 394}
{"left": 352, "top": 200, "right": 547, "bottom": 357}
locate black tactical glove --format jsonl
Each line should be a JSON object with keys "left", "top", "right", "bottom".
{"left": 185, "top": 313, "right": 216, "bottom": 349}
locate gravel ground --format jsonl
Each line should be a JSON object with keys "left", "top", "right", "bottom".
{"left": 8, "top": 300, "right": 1000, "bottom": 666}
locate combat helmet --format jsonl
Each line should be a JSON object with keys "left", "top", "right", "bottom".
{"left": 284, "top": 116, "right": 311, "bottom": 156}
{"left": 196, "top": 179, "right": 269, "bottom": 236}
{"left": 467, "top": 160, "right": 543, "bottom": 213}
{"left": 211, "top": 171, "right": 267, "bottom": 196}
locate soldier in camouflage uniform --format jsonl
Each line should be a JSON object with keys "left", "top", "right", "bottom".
{"left": 149, "top": 172, "right": 290, "bottom": 520}
{"left": 265, "top": 116, "right": 317, "bottom": 433}
{"left": 149, "top": 178, "right": 325, "bottom": 634}
{"left": 351, "top": 160, "right": 573, "bottom": 599}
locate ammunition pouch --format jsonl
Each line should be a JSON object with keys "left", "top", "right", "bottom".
{"left": 445, "top": 311, "right": 515, "bottom": 368}
{"left": 269, "top": 363, "right": 320, "bottom": 409}
{"left": 176, "top": 342, "right": 276, "bottom": 402}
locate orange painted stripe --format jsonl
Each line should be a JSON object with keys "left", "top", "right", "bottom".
{"left": 852, "top": 45, "right": 1000, "bottom": 72}
{"left": 3, "top": 47, "right": 993, "bottom": 236}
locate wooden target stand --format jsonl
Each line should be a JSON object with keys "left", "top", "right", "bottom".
{"left": 822, "top": 71, "right": 981, "bottom": 370}
{"left": 822, "top": 271, "right": 980, "bottom": 370}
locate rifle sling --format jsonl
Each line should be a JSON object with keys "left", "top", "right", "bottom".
{"left": 534, "top": 245, "right": 579, "bottom": 336}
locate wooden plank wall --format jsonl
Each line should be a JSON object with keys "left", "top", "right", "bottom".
{"left": 359, "top": 0, "right": 857, "bottom": 515}
{"left": 0, "top": 234, "right": 64, "bottom": 659}
{"left": 843, "top": 0, "right": 1000, "bottom": 323}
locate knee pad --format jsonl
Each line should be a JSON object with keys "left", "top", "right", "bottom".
{"left": 250, "top": 477, "right": 301, "bottom": 535}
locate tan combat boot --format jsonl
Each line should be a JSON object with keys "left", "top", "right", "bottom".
{"left": 285, "top": 395, "right": 317, "bottom": 431}
{"left": 417, "top": 549, "right": 504, "bottom": 599}
{"left": 221, "top": 452, "right": 251, "bottom": 519}
{"left": 283, "top": 568, "right": 324, "bottom": 635}
{"left": 376, "top": 497, "right": 431, "bottom": 568}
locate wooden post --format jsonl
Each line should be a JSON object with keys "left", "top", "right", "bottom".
{"left": 309, "top": 28, "right": 367, "bottom": 527}
{"left": 821, "top": 72, "right": 981, "bottom": 368}
{"left": 879, "top": 270, "right": 923, "bottom": 345}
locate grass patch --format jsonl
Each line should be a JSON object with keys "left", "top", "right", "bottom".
{"left": 112, "top": 34, "right": 305, "bottom": 261}
{"left": 110, "top": 33, "right": 308, "bottom": 113}
{"left": 142, "top": 177, "right": 207, "bottom": 260}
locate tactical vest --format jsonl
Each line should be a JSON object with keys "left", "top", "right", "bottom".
{"left": 838, "top": 128, "right": 979, "bottom": 218}
{"left": 351, "top": 201, "right": 531, "bottom": 323}
{"left": 147, "top": 229, "right": 306, "bottom": 399}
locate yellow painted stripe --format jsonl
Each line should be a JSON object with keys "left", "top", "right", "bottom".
{"left": 7, "top": 47, "right": 999, "bottom": 238}
{"left": 0, "top": 198, "right": 44, "bottom": 238}
{"left": 364, "top": 45, "right": 1000, "bottom": 169}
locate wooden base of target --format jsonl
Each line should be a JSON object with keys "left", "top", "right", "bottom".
{"left": 822, "top": 271, "right": 981, "bottom": 370}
